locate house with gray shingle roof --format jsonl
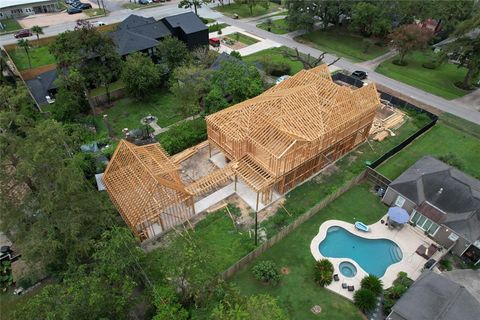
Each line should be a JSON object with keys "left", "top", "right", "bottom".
{"left": 382, "top": 156, "right": 480, "bottom": 265}
{"left": 386, "top": 270, "right": 480, "bottom": 320}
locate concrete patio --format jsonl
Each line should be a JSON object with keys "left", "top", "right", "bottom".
{"left": 310, "top": 218, "right": 440, "bottom": 300}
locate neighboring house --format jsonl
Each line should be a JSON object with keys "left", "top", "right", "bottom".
{"left": 0, "top": 0, "right": 58, "bottom": 20}
{"left": 109, "top": 15, "right": 171, "bottom": 58}
{"left": 209, "top": 52, "right": 242, "bottom": 71}
{"left": 387, "top": 270, "right": 480, "bottom": 320}
{"left": 25, "top": 68, "right": 59, "bottom": 106}
{"left": 382, "top": 156, "right": 480, "bottom": 265}
{"left": 161, "top": 12, "right": 208, "bottom": 49}
{"left": 109, "top": 13, "right": 208, "bottom": 58}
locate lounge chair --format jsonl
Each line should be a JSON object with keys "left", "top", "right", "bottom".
{"left": 333, "top": 274, "right": 340, "bottom": 281}
{"left": 342, "top": 283, "right": 347, "bottom": 289}
{"left": 348, "top": 285, "right": 355, "bottom": 291}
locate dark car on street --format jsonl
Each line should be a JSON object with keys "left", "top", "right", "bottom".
{"left": 75, "top": 2, "right": 92, "bottom": 9}
{"left": 14, "top": 29, "right": 32, "bottom": 38}
{"left": 351, "top": 70, "right": 368, "bottom": 80}
{"left": 67, "top": 7, "right": 83, "bottom": 14}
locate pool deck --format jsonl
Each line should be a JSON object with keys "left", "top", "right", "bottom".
{"left": 310, "top": 216, "right": 440, "bottom": 300}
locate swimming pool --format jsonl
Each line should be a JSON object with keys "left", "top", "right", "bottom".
{"left": 319, "top": 226, "right": 403, "bottom": 277}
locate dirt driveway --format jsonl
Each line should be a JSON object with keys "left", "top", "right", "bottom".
{"left": 18, "top": 1, "right": 100, "bottom": 28}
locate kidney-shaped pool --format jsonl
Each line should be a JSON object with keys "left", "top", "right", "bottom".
{"left": 319, "top": 226, "right": 403, "bottom": 277}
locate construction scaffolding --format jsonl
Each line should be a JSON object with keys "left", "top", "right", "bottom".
{"left": 104, "top": 65, "right": 381, "bottom": 240}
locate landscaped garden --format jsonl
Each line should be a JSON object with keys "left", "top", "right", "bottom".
{"left": 257, "top": 17, "right": 292, "bottom": 34}
{"left": 377, "top": 120, "right": 480, "bottom": 180}
{"left": 214, "top": 2, "right": 281, "bottom": 18}
{"left": 7, "top": 45, "right": 56, "bottom": 70}
{"left": 231, "top": 183, "right": 387, "bottom": 319}
{"left": 297, "top": 28, "right": 389, "bottom": 62}
{"left": 376, "top": 50, "right": 474, "bottom": 100}
{"left": 94, "top": 89, "right": 184, "bottom": 137}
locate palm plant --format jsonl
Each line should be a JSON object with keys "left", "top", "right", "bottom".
{"left": 313, "top": 259, "right": 334, "bottom": 287}
{"left": 354, "top": 288, "right": 377, "bottom": 313}
{"left": 360, "top": 275, "right": 383, "bottom": 295}
{"left": 17, "top": 39, "right": 32, "bottom": 69}
{"left": 31, "top": 25, "right": 44, "bottom": 41}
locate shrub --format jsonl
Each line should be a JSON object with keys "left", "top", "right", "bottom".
{"left": 354, "top": 288, "right": 377, "bottom": 313}
{"left": 438, "top": 152, "right": 464, "bottom": 170}
{"left": 392, "top": 59, "right": 408, "bottom": 66}
{"left": 422, "top": 61, "right": 438, "bottom": 69}
{"left": 360, "top": 275, "right": 383, "bottom": 295}
{"left": 157, "top": 118, "right": 207, "bottom": 154}
{"left": 439, "top": 259, "right": 453, "bottom": 271}
{"left": 230, "top": 50, "right": 242, "bottom": 60}
{"left": 387, "top": 284, "right": 408, "bottom": 299}
{"left": 252, "top": 260, "right": 280, "bottom": 285}
{"left": 260, "top": 58, "right": 291, "bottom": 76}
{"left": 313, "top": 259, "right": 334, "bottom": 287}
{"left": 383, "top": 297, "right": 395, "bottom": 314}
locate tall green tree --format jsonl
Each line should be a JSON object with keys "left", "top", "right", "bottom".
{"left": 51, "top": 68, "right": 89, "bottom": 122}
{"left": 17, "top": 39, "right": 32, "bottom": 69}
{"left": 211, "top": 60, "right": 263, "bottom": 103}
{"left": 121, "top": 52, "right": 162, "bottom": 100}
{"left": 389, "top": 24, "right": 433, "bottom": 64}
{"left": 152, "top": 285, "right": 189, "bottom": 320}
{"left": 285, "top": 0, "right": 353, "bottom": 31}
{"left": 235, "top": 0, "right": 269, "bottom": 16}
{"left": 178, "top": 0, "right": 211, "bottom": 15}
{"left": 349, "top": 2, "right": 391, "bottom": 37}
{"left": 31, "top": 25, "right": 44, "bottom": 41}
{"left": 156, "top": 36, "right": 191, "bottom": 72}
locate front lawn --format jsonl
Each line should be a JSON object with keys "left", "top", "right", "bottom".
{"left": 231, "top": 183, "right": 386, "bottom": 319}
{"left": 208, "top": 23, "right": 229, "bottom": 33}
{"left": 214, "top": 2, "right": 280, "bottom": 18}
{"left": 297, "top": 28, "right": 389, "bottom": 62}
{"left": 84, "top": 8, "right": 108, "bottom": 17}
{"left": 94, "top": 89, "right": 183, "bottom": 136}
{"left": 243, "top": 46, "right": 306, "bottom": 75}
{"left": 257, "top": 18, "right": 292, "bottom": 34}
{"left": 377, "top": 121, "right": 480, "bottom": 180}
{"left": 7, "top": 45, "right": 56, "bottom": 70}
{"left": 0, "top": 18, "right": 21, "bottom": 33}
{"left": 376, "top": 51, "right": 473, "bottom": 100}
{"left": 225, "top": 32, "right": 259, "bottom": 45}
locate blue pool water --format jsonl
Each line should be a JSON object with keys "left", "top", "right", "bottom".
{"left": 339, "top": 261, "right": 357, "bottom": 277}
{"left": 319, "top": 226, "right": 403, "bottom": 277}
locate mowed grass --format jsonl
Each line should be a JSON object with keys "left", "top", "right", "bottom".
{"left": 226, "top": 32, "right": 259, "bottom": 45}
{"left": 7, "top": 45, "right": 56, "bottom": 70}
{"left": 376, "top": 51, "right": 473, "bottom": 100}
{"left": 377, "top": 122, "right": 480, "bottom": 180}
{"left": 214, "top": 2, "right": 280, "bottom": 18}
{"left": 0, "top": 18, "right": 21, "bottom": 33}
{"left": 231, "top": 183, "right": 386, "bottom": 320}
{"left": 95, "top": 89, "right": 183, "bottom": 136}
{"left": 297, "top": 28, "right": 389, "bottom": 62}
{"left": 257, "top": 17, "right": 292, "bottom": 34}
{"left": 243, "top": 46, "right": 306, "bottom": 75}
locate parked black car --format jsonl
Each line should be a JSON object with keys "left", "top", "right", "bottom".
{"left": 351, "top": 70, "right": 368, "bottom": 80}
{"left": 67, "top": 7, "right": 82, "bottom": 14}
{"left": 76, "top": 3, "right": 92, "bottom": 9}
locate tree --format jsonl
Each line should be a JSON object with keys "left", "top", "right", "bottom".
{"left": 349, "top": 2, "right": 391, "bottom": 37}
{"left": 121, "top": 52, "right": 162, "bottom": 100}
{"left": 313, "top": 259, "right": 334, "bottom": 287}
{"left": 17, "top": 39, "right": 31, "bottom": 69}
{"left": 251, "top": 260, "right": 280, "bottom": 285}
{"left": 360, "top": 275, "right": 383, "bottom": 295}
{"left": 31, "top": 25, "right": 44, "bottom": 41}
{"left": 389, "top": 24, "right": 433, "bottom": 65}
{"left": 192, "top": 46, "right": 219, "bottom": 67}
{"left": 205, "top": 86, "right": 228, "bottom": 114}
{"left": 169, "top": 64, "right": 212, "bottom": 116}
{"left": 211, "top": 60, "right": 263, "bottom": 103}
{"left": 156, "top": 36, "right": 191, "bottom": 72}
{"left": 235, "top": 0, "right": 269, "bottom": 16}
{"left": 282, "top": 47, "right": 340, "bottom": 69}
{"left": 353, "top": 288, "right": 377, "bottom": 313}
{"left": 178, "top": 0, "right": 211, "bottom": 15}
{"left": 152, "top": 285, "right": 189, "bottom": 320}
{"left": 51, "top": 68, "right": 89, "bottom": 122}
{"left": 211, "top": 291, "right": 288, "bottom": 320}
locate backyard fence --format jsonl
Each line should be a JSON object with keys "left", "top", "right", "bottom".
{"left": 364, "top": 167, "right": 391, "bottom": 190}
{"left": 89, "top": 87, "right": 126, "bottom": 108}
{"left": 219, "top": 170, "right": 366, "bottom": 280}
{"left": 19, "top": 63, "right": 57, "bottom": 81}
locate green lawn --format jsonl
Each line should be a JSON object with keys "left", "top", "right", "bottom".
{"left": 257, "top": 18, "right": 292, "bottom": 34}
{"left": 90, "top": 79, "right": 125, "bottom": 97}
{"left": 214, "top": 2, "right": 280, "bottom": 18}
{"left": 208, "top": 23, "right": 229, "bottom": 33}
{"left": 226, "top": 32, "right": 259, "bottom": 45}
{"left": 377, "top": 122, "right": 480, "bottom": 180}
{"left": 7, "top": 45, "right": 56, "bottom": 70}
{"left": 297, "top": 28, "right": 389, "bottom": 62}
{"left": 94, "top": 89, "right": 183, "bottom": 136}
{"left": 84, "top": 8, "right": 108, "bottom": 17}
{"left": 244, "top": 46, "right": 307, "bottom": 75}
{"left": 231, "top": 183, "right": 386, "bottom": 319}
{"left": 376, "top": 51, "right": 473, "bottom": 100}
{"left": 0, "top": 18, "right": 21, "bottom": 33}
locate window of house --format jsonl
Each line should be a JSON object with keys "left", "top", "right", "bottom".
{"left": 410, "top": 210, "right": 439, "bottom": 236}
{"left": 394, "top": 195, "right": 406, "bottom": 207}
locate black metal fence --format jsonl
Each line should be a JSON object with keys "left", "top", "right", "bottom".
{"left": 333, "top": 72, "right": 438, "bottom": 169}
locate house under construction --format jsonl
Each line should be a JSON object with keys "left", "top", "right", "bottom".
{"left": 103, "top": 65, "right": 381, "bottom": 240}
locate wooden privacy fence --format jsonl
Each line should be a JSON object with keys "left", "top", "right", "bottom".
{"left": 20, "top": 63, "right": 57, "bottom": 80}
{"left": 219, "top": 170, "right": 366, "bottom": 280}
{"left": 365, "top": 167, "right": 391, "bottom": 190}
{"left": 89, "top": 87, "right": 125, "bottom": 107}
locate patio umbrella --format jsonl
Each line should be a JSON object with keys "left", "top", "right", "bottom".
{"left": 388, "top": 206, "right": 410, "bottom": 224}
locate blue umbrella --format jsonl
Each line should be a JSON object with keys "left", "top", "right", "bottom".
{"left": 388, "top": 206, "right": 410, "bottom": 224}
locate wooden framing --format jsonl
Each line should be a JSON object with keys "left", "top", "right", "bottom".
{"left": 206, "top": 64, "right": 380, "bottom": 199}
{"left": 104, "top": 65, "right": 380, "bottom": 240}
